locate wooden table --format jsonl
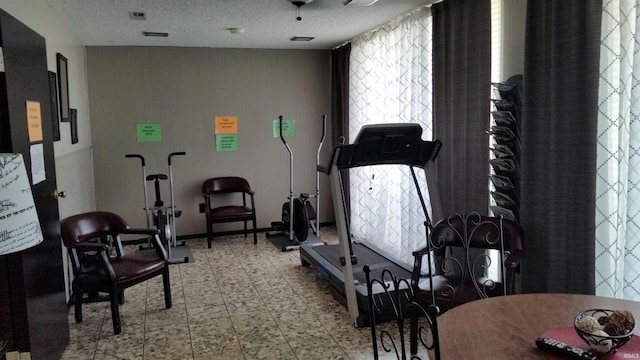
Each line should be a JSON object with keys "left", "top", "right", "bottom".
{"left": 437, "top": 293, "right": 640, "bottom": 359}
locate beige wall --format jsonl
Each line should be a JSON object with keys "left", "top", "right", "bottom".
{"left": 86, "top": 47, "right": 334, "bottom": 237}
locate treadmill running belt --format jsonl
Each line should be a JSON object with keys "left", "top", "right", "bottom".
{"left": 314, "top": 243, "right": 412, "bottom": 283}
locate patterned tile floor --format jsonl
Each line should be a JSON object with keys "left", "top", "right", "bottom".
{"left": 58, "top": 227, "right": 425, "bottom": 360}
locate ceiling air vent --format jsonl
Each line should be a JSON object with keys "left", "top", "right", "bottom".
{"left": 344, "top": 0, "right": 379, "bottom": 6}
{"left": 143, "top": 31, "right": 169, "bottom": 37}
{"left": 290, "top": 36, "right": 315, "bottom": 41}
{"left": 129, "top": 11, "right": 146, "bottom": 20}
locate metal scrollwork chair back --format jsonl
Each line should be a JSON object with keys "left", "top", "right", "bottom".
{"left": 411, "top": 212, "right": 524, "bottom": 310}
{"left": 408, "top": 212, "right": 523, "bottom": 355}
{"left": 365, "top": 265, "right": 441, "bottom": 360}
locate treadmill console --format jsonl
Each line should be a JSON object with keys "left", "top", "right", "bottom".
{"left": 336, "top": 123, "right": 441, "bottom": 169}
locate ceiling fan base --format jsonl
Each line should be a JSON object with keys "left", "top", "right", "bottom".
{"left": 289, "top": 0, "right": 314, "bottom": 7}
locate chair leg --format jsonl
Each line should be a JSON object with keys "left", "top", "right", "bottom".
{"left": 73, "top": 292, "right": 83, "bottom": 323}
{"left": 163, "top": 266, "right": 172, "bottom": 309}
{"left": 409, "top": 309, "right": 420, "bottom": 355}
{"left": 410, "top": 309, "right": 418, "bottom": 355}
{"left": 109, "top": 290, "right": 122, "bottom": 334}
{"left": 252, "top": 217, "right": 257, "bottom": 245}
{"left": 243, "top": 221, "right": 248, "bottom": 238}
{"left": 207, "top": 221, "right": 212, "bottom": 249}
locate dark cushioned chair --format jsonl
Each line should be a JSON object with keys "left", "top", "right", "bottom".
{"left": 202, "top": 176, "right": 257, "bottom": 248}
{"left": 60, "top": 211, "right": 172, "bottom": 334}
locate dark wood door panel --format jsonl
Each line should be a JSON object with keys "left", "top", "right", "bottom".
{"left": 0, "top": 9, "right": 69, "bottom": 359}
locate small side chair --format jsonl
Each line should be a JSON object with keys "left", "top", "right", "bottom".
{"left": 202, "top": 176, "right": 257, "bottom": 248}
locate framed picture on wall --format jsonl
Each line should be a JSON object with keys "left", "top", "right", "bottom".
{"left": 48, "top": 71, "right": 60, "bottom": 141}
{"left": 56, "top": 53, "right": 70, "bottom": 122}
{"left": 70, "top": 108, "right": 78, "bottom": 144}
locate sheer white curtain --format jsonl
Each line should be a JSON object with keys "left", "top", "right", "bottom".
{"left": 595, "top": 0, "right": 640, "bottom": 300}
{"left": 348, "top": 7, "right": 433, "bottom": 266}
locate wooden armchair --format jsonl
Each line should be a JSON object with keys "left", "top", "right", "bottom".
{"left": 60, "top": 211, "right": 172, "bottom": 334}
{"left": 202, "top": 176, "right": 257, "bottom": 248}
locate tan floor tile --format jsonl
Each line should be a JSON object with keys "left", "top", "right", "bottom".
{"left": 186, "top": 303, "right": 229, "bottom": 322}
{"left": 61, "top": 228, "right": 413, "bottom": 360}
{"left": 241, "top": 338, "right": 297, "bottom": 360}
{"left": 143, "top": 324, "right": 192, "bottom": 359}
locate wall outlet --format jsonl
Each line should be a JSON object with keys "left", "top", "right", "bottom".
{"left": 199, "top": 203, "right": 205, "bottom": 213}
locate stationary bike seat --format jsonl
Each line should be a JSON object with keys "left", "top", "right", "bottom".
{"left": 146, "top": 174, "right": 168, "bottom": 181}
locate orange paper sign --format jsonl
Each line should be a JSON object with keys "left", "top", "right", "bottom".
{"left": 215, "top": 116, "right": 238, "bottom": 134}
{"left": 26, "top": 101, "right": 43, "bottom": 142}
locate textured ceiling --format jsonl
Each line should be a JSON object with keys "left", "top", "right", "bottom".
{"left": 43, "top": 0, "right": 435, "bottom": 50}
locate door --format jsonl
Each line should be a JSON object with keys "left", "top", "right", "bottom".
{"left": 0, "top": 10, "right": 69, "bottom": 358}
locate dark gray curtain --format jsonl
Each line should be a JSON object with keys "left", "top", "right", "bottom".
{"left": 520, "top": 1, "right": 602, "bottom": 294}
{"left": 432, "top": 0, "right": 492, "bottom": 217}
{"left": 330, "top": 43, "right": 351, "bottom": 216}
{"left": 331, "top": 43, "right": 350, "bottom": 148}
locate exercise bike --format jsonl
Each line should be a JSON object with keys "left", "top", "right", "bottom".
{"left": 125, "top": 152, "right": 193, "bottom": 263}
{"left": 266, "top": 114, "right": 326, "bottom": 251}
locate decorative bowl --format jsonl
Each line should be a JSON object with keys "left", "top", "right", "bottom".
{"left": 574, "top": 309, "right": 636, "bottom": 354}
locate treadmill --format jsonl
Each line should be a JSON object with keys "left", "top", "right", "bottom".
{"left": 299, "top": 123, "right": 444, "bottom": 327}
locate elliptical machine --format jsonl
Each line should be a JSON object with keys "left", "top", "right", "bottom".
{"left": 266, "top": 114, "right": 326, "bottom": 251}
{"left": 125, "top": 152, "right": 193, "bottom": 263}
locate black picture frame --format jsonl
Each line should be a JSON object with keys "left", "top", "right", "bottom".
{"left": 56, "top": 53, "right": 70, "bottom": 122}
{"left": 48, "top": 71, "right": 61, "bottom": 141}
{"left": 70, "top": 108, "right": 78, "bottom": 144}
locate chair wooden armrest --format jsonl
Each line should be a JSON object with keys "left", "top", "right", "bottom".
{"left": 504, "top": 250, "right": 522, "bottom": 268}
{"left": 411, "top": 247, "right": 429, "bottom": 290}
{"left": 72, "top": 242, "right": 108, "bottom": 252}
{"left": 121, "top": 228, "right": 167, "bottom": 260}
{"left": 122, "top": 228, "right": 159, "bottom": 236}
{"left": 412, "top": 245, "right": 430, "bottom": 258}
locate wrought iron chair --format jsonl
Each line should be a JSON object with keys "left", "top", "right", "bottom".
{"left": 202, "top": 176, "right": 257, "bottom": 248}
{"left": 409, "top": 212, "right": 524, "bottom": 353}
{"left": 60, "top": 211, "right": 172, "bottom": 334}
{"left": 365, "top": 265, "right": 441, "bottom": 360}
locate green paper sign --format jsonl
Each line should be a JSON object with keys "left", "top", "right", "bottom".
{"left": 136, "top": 123, "right": 162, "bottom": 142}
{"left": 273, "top": 119, "right": 295, "bottom": 137}
{"left": 216, "top": 134, "right": 238, "bottom": 152}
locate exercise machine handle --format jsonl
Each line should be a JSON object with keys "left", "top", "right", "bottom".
{"left": 125, "top": 153, "right": 151, "bottom": 228}
{"left": 319, "top": 114, "right": 327, "bottom": 145}
{"left": 317, "top": 115, "right": 327, "bottom": 172}
{"left": 168, "top": 152, "right": 186, "bottom": 165}
{"left": 278, "top": 115, "right": 295, "bottom": 241}
{"left": 278, "top": 116, "right": 285, "bottom": 144}
{"left": 125, "top": 154, "right": 145, "bottom": 166}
